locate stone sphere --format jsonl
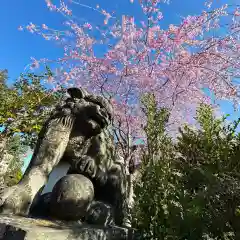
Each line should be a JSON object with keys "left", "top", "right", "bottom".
{"left": 50, "top": 174, "right": 94, "bottom": 220}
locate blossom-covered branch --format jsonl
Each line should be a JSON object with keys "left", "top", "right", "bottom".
{"left": 19, "top": 0, "right": 240, "bottom": 162}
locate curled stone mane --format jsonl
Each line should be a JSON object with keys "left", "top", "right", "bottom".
{"left": 0, "top": 87, "right": 131, "bottom": 229}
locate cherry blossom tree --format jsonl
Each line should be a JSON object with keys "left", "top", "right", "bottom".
{"left": 19, "top": 0, "right": 240, "bottom": 161}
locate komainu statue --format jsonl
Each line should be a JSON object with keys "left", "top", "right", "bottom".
{"left": 0, "top": 87, "right": 131, "bottom": 227}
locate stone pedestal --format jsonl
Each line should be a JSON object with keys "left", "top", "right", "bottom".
{"left": 0, "top": 215, "right": 137, "bottom": 240}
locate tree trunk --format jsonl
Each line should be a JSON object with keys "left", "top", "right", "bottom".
{"left": 0, "top": 133, "right": 12, "bottom": 190}
{"left": 0, "top": 135, "right": 8, "bottom": 154}
{"left": 0, "top": 153, "right": 14, "bottom": 190}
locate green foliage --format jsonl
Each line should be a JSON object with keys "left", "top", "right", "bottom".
{"left": 174, "top": 104, "right": 240, "bottom": 239}
{"left": 133, "top": 102, "right": 240, "bottom": 239}
{"left": 4, "top": 168, "right": 22, "bottom": 187}
{"left": 0, "top": 67, "right": 63, "bottom": 185}
{"left": 133, "top": 93, "right": 177, "bottom": 239}
{"left": 0, "top": 68, "right": 63, "bottom": 148}
{"left": 3, "top": 134, "right": 26, "bottom": 187}
{"left": 141, "top": 93, "right": 171, "bottom": 165}
{"left": 7, "top": 134, "right": 28, "bottom": 157}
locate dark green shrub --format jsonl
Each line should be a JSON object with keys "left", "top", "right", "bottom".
{"left": 133, "top": 101, "right": 240, "bottom": 240}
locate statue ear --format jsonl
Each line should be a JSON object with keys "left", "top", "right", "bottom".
{"left": 67, "top": 88, "right": 86, "bottom": 99}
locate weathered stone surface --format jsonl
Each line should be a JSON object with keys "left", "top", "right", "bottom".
{"left": 50, "top": 174, "right": 94, "bottom": 220}
{"left": 0, "top": 87, "right": 132, "bottom": 227}
{"left": 85, "top": 201, "right": 114, "bottom": 226}
{"left": 0, "top": 215, "right": 137, "bottom": 240}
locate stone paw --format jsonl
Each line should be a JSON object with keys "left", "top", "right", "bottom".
{"left": 0, "top": 184, "right": 32, "bottom": 216}
{"left": 78, "top": 155, "right": 97, "bottom": 178}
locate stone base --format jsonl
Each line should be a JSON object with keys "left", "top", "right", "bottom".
{"left": 0, "top": 215, "right": 137, "bottom": 240}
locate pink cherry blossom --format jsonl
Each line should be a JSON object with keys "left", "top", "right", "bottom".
{"left": 22, "top": 0, "right": 240, "bottom": 158}
{"left": 83, "top": 22, "right": 92, "bottom": 30}
{"left": 42, "top": 24, "right": 48, "bottom": 30}
{"left": 234, "top": 9, "right": 240, "bottom": 16}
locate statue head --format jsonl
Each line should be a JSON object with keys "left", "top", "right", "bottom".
{"left": 64, "top": 87, "right": 113, "bottom": 137}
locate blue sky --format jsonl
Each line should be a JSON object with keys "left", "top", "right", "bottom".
{"left": 1, "top": 0, "right": 236, "bottom": 79}
{"left": 0, "top": 0, "right": 239, "bottom": 171}
{"left": 0, "top": 0, "right": 238, "bottom": 115}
